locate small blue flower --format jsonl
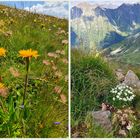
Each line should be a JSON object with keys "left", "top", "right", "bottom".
{"left": 54, "top": 122, "right": 61, "bottom": 125}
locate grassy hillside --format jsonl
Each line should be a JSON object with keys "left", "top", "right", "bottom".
{"left": 71, "top": 49, "right": 117, "bottom": 137}
{"left": 108, "top": 33, "right": 140, "bottom": 65}
{"left": 0, "top": 5, "right": 68, "bottom": 137}
{"left": 71, "top": 49, "right": 140, "bottom": 138}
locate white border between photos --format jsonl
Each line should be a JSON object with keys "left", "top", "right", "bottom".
{"left": 68, "top": 0, "right": 71, "bottom": 138}
{"left": 0, "top": 0, "right": 140, "bottom": 139}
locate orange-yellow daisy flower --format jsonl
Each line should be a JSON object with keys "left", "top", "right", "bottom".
{"left": 0, "top": 48, "right": 6, "bottom": 57}
{"left": 0, "top": 82, "right": 5, "bottom": 89}
{"left": 19, "top": 49, "right": 39, "bottom": 58}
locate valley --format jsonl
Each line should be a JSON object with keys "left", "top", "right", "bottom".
{"left": 71, "top": 2, "right": 140, "bottom": 65}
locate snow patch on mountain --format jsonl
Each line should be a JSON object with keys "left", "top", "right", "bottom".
{"left": 110, "top": 47, "right": 122, "bottom": 55}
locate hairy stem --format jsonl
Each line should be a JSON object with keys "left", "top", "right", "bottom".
{"left": 22, "top": 57, "right": 29, "bottom": 106}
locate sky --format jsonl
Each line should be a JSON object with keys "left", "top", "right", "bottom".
{"left": 0, "top": 0, "right": 139, "bottom": 18}
{"left": 0, "top": 1, "right": 69, "bottom": 19}
{"left": 71, "top": 0, "right": 140, "bottom": 2}
{"left": 71, "top": 0, "right": 140, "bottom": 8}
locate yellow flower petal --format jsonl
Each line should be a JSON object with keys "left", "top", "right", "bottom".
{"left": 0, "top": 82, "right": 5, "bottom": 89}
{"left": 0, "top": 47, "right": 6, "bottom": 57}
{"left": 19, "top": 49, "right": 39, "bottom": 58}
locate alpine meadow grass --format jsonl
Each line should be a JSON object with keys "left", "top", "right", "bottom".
{"left": 71, "top": 49, "right": 140, "bottom": 138}
{"left": 0, "top": 4, "right": 68, "bottom": 138}
{"left": 71, "top": 49, "right": 117, "bottom": 137}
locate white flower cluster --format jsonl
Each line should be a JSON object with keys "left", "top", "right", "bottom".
{"left": 110, "top": 83, "right": 135, "bottom": 102}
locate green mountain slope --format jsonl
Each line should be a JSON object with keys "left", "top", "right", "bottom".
{"left": 71, "top": 3, "right": 140, "bottom": 54}
{"left": 71, "top": 7, "right": 128, "bottom": 52}
{"left": 108, "top": 32, "right": 140, "bottom": 65}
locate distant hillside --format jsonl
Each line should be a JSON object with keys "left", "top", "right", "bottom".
{"left": 107, "top": 32, "right": 140, "bottom": 65}
{"left": 71, "top": 3, "right": 140, "bottom": 51}
{"left": 95, "top": 4, "right": 140, "bottom": 32}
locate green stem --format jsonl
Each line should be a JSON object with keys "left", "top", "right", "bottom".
{"left": 22, "top": 57, "right": 29, "bottom": 106}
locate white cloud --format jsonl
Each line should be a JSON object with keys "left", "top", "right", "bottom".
{"left": 71, "top": 0, "right": 140, "bottom": 9}
{"left": 24, "top": 2, "right": 68, "bottom": 19}
{"left": 71, "top": 0, "right": 140, "bottom": 2}
{"left": 71, "top": 0, "right": 140, "bottom": 8}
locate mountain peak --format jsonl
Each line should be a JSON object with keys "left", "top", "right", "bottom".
{"left": 118, "top": 3, "right": 140, "bottom": 9}
{"left": 95, "top": 6, "right": 103, "bottom": 10}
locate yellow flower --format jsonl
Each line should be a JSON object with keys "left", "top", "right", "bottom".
{"left": 0, "top": 82, "right": 5, "bottom": 89}
{"left": 19, "top": 49, "right": 39, "bottom": 58}
{"left": 95, "top": 52, "right": 100, "bottom": 58}
{"left": 0, "top": 47, "right": 6, "bottom": 57}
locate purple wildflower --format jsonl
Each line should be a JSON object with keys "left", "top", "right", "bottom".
{"left": 54, "top": 122, "right": 61, "bottom": 125}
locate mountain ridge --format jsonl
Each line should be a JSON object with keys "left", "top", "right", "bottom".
{"left": 71, "top": 2, "right": 140, "bottom": 51}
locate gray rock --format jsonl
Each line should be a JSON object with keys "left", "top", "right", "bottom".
{"left": 72, "top": 132, "right": 80, "bottom": 138}
{"left": 92, "top": 111, "right": 112, "bottom": 132}
{"left": 136, "top": 81, "right": 140, "bottom": 89}
{"left": 116, "top": 69, "right": 124, "bottom": 73}
{"left": 123, "top": 70, "right": 139, "bottom": 87}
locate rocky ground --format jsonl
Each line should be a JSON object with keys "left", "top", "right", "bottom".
{"left": 72, "top": 67, "right": 140, "bottom": 138}
{"left": 90, "top": 69, "right": 140, "bottom": 137}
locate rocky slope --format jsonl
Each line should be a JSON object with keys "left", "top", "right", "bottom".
{"left": 71, "top": 2, "right": 140, "bottom": 59}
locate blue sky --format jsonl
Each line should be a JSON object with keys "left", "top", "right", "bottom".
{"left": 0, "top": 0, "right": 139, "bottom": 18}
{"left": 0, "top": 1, "right": 44, "bottom": 9}
{"left": 0, "top": 1, "right": 68, "bottom": 19}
